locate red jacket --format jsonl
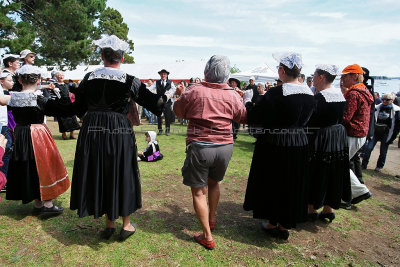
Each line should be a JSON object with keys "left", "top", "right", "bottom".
{"left": 343, "top": 83, "right": 374, "bottom": 137}
{"left": 174, "top": 81, "right": 247, "bottom": 144}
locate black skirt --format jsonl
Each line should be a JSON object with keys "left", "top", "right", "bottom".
{"left": 243, "top": 129, "right": 310, "bottom": 229}
{"left": 6, "top": 125, "right": 41, "bottom": 203}
{"left": 57, "top": 116, "right": 80, "bottom": 133}
{"left": 70, "top": 111, "right": 142, "bottom": 221}
{"left": 308, "top": 124, "right": 351, "bottom": 209}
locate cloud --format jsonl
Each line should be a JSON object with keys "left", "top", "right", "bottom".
{"left": 309, "top": 12, "right": 346, "bottom": 19}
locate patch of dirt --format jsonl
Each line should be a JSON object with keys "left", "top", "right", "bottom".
{"left": 140, "top": 173, "right": 400, "bottom": 265}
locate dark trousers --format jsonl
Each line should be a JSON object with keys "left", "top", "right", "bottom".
{"left": 0, "top": 126, "right": 12, "bottom": 176}
{"left": 362, "top": 136, "right": 390, "bottom": 169}
{"left": 158, "top": 102, "right": 172, "bottom": 133}
{"left": 232, "top": 121, "right": 240, "bottom": 139}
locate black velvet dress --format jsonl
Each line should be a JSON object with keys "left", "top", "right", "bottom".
{"left": 45, "top": 67, "right": 164, "bottom": 221}
{"left": 54, "top": 83, "right": 80, "bottom": 133}
{"left": 243, "top": 83, "right": 315, "bottom": 229}
{"left": 307, "top": 87, "right": 351, "bottom": 209}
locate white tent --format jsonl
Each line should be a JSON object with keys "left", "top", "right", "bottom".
{"left": 60, "top": 60, "right": 207, "bottom": 81}
{"left": 231, "top": 63, "right": 278, "bottom": 83}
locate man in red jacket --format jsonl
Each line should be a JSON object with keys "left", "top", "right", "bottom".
{"left": 341, "top": 64, "right": 374, "bottom": 207}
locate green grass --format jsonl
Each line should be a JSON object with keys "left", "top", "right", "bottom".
{"left": 0, "top": 122, "right": 399, "bottom": 265}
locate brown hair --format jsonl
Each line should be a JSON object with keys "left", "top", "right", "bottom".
{"left": 281, "top": 63, "right": 301, "bottom": 79}
{"left": 19, "top": 74, "right": 40, "bottom": 85}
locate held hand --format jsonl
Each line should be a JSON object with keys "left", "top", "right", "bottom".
{"left": 48, "top": 83, "right": 55, "bottom": 90}
{"left": 0, "top": 134, "right": 7, "bottom": 151}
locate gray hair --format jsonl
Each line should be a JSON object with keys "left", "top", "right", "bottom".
{"left": 204, "top": 55, "right": 230, "bottom": 83}
{"left": 383, "top": 93, "right": 394, "bottom": 100}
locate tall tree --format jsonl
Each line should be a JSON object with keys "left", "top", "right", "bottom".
{"left": 1, "top": 0, "right": 107, "bottom": 68}
{"left": 96, "top": 7, "right": 134, "bottom": 64}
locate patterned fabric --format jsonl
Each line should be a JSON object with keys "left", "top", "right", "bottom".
{"left": 320, "top": 86, "right": 346, "bottom": 103}
{"left": 343, "top": 83, "right": 374, "bottom": 137}
{"left": 8, "top": 91, "right": 42, "bottom": 107}
{"left": 88, "top": 67, "right": 127, "bottom": 83}
{"left": 282, "top": 83, "right": 313, "bottom": 96}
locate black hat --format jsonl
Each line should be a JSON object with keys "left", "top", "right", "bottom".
{"left": 275, "top": 78, "right": 282, "bottom": 82}
{"left": 228, "top": 78, "right": 241, "bottom": 87}
{"left": 158, "top": 69, "right": 170, "bottom": 75}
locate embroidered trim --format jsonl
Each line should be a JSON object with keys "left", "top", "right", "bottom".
{"left": 8, "top": 91, "right": 42, "bottom": 107}
{"left": 320, "top": 86, "right": 346, "bottom": 103}
{"left": 88, "top": 67, "right": 127, "bottom": 82}
{"left": 282, "top": 83, "right": 313, "bottom": 96}
{"left": 40, "top": 174, "right": 69, "bottom": 188}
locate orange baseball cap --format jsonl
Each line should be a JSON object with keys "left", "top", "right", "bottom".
{"left": 341, "top": 64, "right": 364, "bottom": 75}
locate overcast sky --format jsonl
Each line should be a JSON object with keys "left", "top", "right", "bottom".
{"left": 107, "top": 0, "right": 400, "bottom": 77}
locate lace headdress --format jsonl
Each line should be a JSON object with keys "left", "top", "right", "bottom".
{"left": 273, "top": 52, "right": 303, "bottom": 69}
{"left": 315, "top": 64, "right": 340, "bottom": 76}
{"left": 93, "top": 35, "right": 129, "bottom": 51}
{"left": 17, "top": 65, "right": 43, "bottom": 75}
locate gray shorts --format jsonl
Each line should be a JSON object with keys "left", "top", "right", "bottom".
{"left": 182, "top": 143, "right": 233, "bottom": 188}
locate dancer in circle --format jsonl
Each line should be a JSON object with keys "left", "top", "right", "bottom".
{"left": 243, "top": 52, "right": 315, "bottom": 240}
{"left": 307, "top": 64, "right": 351, "bottom": 222}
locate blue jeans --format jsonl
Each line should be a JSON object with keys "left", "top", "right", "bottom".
{"left": 0, "top": 126, "right": 12, "bottom": 176}
{"left": 143, "top": 108, "right": 157, "bottom": 124}
{"left": 362, "top": 135, "right": 390, "bottom": 168}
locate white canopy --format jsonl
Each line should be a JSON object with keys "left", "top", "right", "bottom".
{"left": 58, "top": 60, "right": 207, "bottom": 81}
{"left": 231, "top": 63, "right": 278, "bottom": 83}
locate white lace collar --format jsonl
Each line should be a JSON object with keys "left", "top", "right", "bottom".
{"left": 8, "top": 91, "right": 43, "bottom": 107}
{"left": 319, "top": 86, "right": 345, "bottom": 103}
{"left": 282, "top": 83, "right": 313, "bottom": 96}
{"left": 88, "top": 67, "right": 126, "bottom": 82}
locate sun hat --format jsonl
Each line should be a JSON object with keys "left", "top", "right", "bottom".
{"left": 20, "top": 49, "right": 36, "bottom": 59}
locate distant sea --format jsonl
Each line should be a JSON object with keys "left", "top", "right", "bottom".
{"left": 332, "top": 79, "right": 400, "bottom": 95}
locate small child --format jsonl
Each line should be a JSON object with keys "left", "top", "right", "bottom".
{"left": 138, "top": 131, "right": 163, "bottom": 162}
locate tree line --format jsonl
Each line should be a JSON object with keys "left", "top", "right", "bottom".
{"left": 0, "top": 0, "right": 134, "bottom": 69}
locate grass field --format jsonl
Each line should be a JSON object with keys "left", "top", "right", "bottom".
{"left": 0, "top": 121, "right": 399, "bottom": 266}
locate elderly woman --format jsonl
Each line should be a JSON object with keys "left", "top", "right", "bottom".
{"left": 44, "top": 35, "right": 165, "bottom": 241}
{"left": 362, "top": 93, "right": 400, "bottom": 172}
{"left": 174, "top": 55, "right": 247, "bottom": 250}
{"left": 307, "top": 65, "right": 351, "bottom": 222}
{"left": 243, "top": 52, "right": 315, "bottom": 240}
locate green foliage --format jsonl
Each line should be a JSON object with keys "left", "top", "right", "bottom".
{"left": 0, "top": 1, "right": 134, "bottom": 68}
{"left": 230, "top": 65, "right": 240, "bottom": 74}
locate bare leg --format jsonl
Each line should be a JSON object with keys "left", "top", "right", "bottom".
{"left": 191, "top": 186, "right": 213, "bottom": 241}
{"left": 105, "top": 214, "right": 116, "bottom": 229}
{"left": 122, "top": 216, "right": 135, "bottom": 231}
{"left": 62, "top": 132, "right": 67, "bottom": 139}
{"left": 322, "top": 205, "right": 333, "bottom": 214}
{"left": 308, "top": 204, "right": 317, "bottom": 214}
{"left": 208, "top": 179, "right": 220, "bottom": 223}
{"left": 34, "top": 199, "right": 43, "bottom": 208}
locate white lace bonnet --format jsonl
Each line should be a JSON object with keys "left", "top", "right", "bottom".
{"left": 17, "top": 65, "right": 43, "bottom": 76}
{"left": 273, "top": 52, "right": 303, "bottom": 69}
{"left": 93, "top": 35, "right": 129, "bottom": 51}
{"left": 315, "top": 64, "right": 340, "bottom": 76}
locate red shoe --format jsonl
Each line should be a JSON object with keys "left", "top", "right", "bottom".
{"left": 209, "top": 221, "right": 216, "bottom": 231}
{"left": 194, "top": 234, "right": 215, "bottom": 250}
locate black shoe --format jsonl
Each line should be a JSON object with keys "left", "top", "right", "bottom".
{"left": 308, "top": 213, "right": 318, "bottom": 222}
{"left": 319, "top": 212, "right": 335, "bottom": 223}
{"left": 100, "top": 228, "right": 116, "bottom": 240}
{"left": 32, "top": 206, "right": 43, "bottom": 215}
{"left": 277, "top": 228, "right": 289, "bottom": 240}
{"left": 158, "top": 130, "right": 163, "bottom": 135}
{"left": 165, "top": 132, "right": 170, "bottom": 136}
{"left": 340, "top": 202, "right": 352, "bottom": 210}
{"left": 119, "top": 223, "right": 136, "bottom": 241}
{"left": 41, "top": 205, "right": 64, "bottom": 214}
{"left": 261, "top": 222, "right": 279, "bottom": 237}
{"left": 351, "top": 191, "right": 372, "bottom": 205}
